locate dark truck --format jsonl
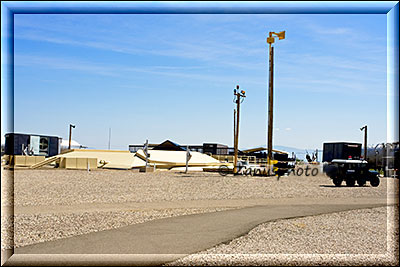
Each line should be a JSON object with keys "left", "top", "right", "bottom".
{"left": 322, "top": 142, "right": 380, "bottom": 187}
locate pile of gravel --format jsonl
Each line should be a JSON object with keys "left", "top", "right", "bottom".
{"left": 168, "top": 206, "right": 399, "bottom": 266}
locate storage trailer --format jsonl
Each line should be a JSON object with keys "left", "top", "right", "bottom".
{"left": 322, "top": 142, "right": 362, "bottom": 162}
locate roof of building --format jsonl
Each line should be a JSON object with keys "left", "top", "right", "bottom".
{"left": 152, "top": 140, "right": 185, "bottom": 151}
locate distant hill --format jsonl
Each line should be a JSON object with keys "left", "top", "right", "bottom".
{"left": 245, "top": 145, "right": 323, "bottom": 160}
{"left": 276, "top": 145, "right": 322, "bottom": 160}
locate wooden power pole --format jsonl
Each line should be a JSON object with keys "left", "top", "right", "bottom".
{"left": 267, "top": 44, "right": 274, "bottom": 165}
{"left": 233, "top": 108, "right": 236, "bottom": 155}
{"left": 233, "top": 85, "right": 246, "bottom": 174}
{"left": 266, "top": 31, "right": 285, "bottom": 165}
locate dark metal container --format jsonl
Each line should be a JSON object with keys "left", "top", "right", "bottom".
{"left": 323, "top": 142, "right": 362, "bottom": 162}
{"left": 4, "top": 133, "right": 60, "bottom": 157}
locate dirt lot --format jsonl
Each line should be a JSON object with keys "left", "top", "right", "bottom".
{"left": 4, "top": 168, "right": 395, "bottom": 207}
{"left": 1, "top": 167, "right": 399, "bottom": 265}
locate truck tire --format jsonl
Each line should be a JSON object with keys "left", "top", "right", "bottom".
{"left": 218, "top": 165, "right": 229, "bottom": 176}
{"left": 357, "top": 178, "right": 366, "bottom": 187}
{"left": 346, "top": 179, "right": 355, "bottom": 187}
{"left": 370, "top": 177, "right": 380, "bottom": 187}
{"left": 333, "top": 178, "right": 342, "bottom": 187}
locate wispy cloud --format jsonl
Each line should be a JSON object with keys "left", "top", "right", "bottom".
{"left": 307, "top": 24, "right": 353, "bottom": 36}
{"left": 15, "top": 13, "right": 273, "bottom": 72}
{"left": 15, "top": 54, "right": 266, "bottom": 86}
{"left": 15, "top": 32, "right": 149, "bottom": 55}
{"left": 15, "top": 31, "right": 267, "bottom": 71}
{"left": 301, "top": 17, "right": 387, "bottom": 52}
{"left": 15, "top": 54, "right": 120, "bottom": 77}
{"left": 275, "top": 50, "right": 386, "bottom": 96}
{"left": 280, "top": 55, "right": 386, "bottom": 82}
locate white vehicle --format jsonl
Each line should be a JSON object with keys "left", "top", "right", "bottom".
{"left": 60, "top": 139, "right": 85, "bottom": 151}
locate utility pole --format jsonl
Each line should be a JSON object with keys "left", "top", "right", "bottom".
{"left": 185, "top": 145, "right": 191, "bottom": 174}
{"left": 266, "top": 31, "right": 285, "bottom": 165}
{"left": 68, "top": 124, "right": 75, "bottom": 150}
{"left": 360, "top": 125, "right": 367, "bottom": 160}
{"left": 108, "top": 128, "right": 111, "bottom": 150}
{"left": 267, "top": 43, "right": 274, "bottom": 166}
{"left": 233, "top": 108, "right": 236, "bottom": 156}
{"left": 233, "top": 85, "right": 246, "bottom": 174}
{"left": 144, "top": 139, "right": 149, "bottom": 168}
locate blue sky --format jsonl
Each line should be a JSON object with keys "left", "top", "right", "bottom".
{"left": 8, "top": 13, "right": 387, "bottom": 150}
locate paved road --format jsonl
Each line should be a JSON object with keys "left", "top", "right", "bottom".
{"left": 12, "top": 196, "right": 395, "bottom": 215}
{"left": 8, "top": 197, "right": 394, "bottom": 266}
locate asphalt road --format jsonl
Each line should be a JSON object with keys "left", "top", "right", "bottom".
{"left": 8, "top": 197, "right": 395, "bottom": 266}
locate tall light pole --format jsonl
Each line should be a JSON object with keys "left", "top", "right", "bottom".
{"left": 233, "top": 85, "right": 246, "bottom": 174}
{"left": 108, "top": 127, "right": 111, "bottom": 150}
{"left": 360, "top": 125, "right": 367, "bottom": 160}
{"left": 266, "top": 31, "right": 285, "bottom": 165}
{"left": 68, "top": 124, "right": 75, "bottom": 150}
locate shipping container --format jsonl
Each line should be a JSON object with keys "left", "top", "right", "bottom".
{"left": 322, "top": 142, "right": 362, "bottom": 162}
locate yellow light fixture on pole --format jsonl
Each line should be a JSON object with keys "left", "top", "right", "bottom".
{"left": 276, "top": 31, "right": 286, "bottom": 40}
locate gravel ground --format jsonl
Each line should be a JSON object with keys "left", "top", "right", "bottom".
{"left": 168, "top": 206, "right": 399, "bottom": 266}
{"left": 3, "top": 169, "right": 395, "bottom": 206}
{"left": 1, "top": 168, "right": 398, "bottom": 265}
{"left": 8, "top": 207, "right": 234, "bottom": 249}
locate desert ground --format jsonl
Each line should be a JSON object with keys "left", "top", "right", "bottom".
{"left": 1, "top": 167, "right": 399, "bottom": 266}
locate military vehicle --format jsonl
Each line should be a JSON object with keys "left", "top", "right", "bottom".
{"left": 324, "top": 159, "right": 380, "bottom": 187}
{"left": 323, "top": 142, "right": 380, "bottom": 187}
